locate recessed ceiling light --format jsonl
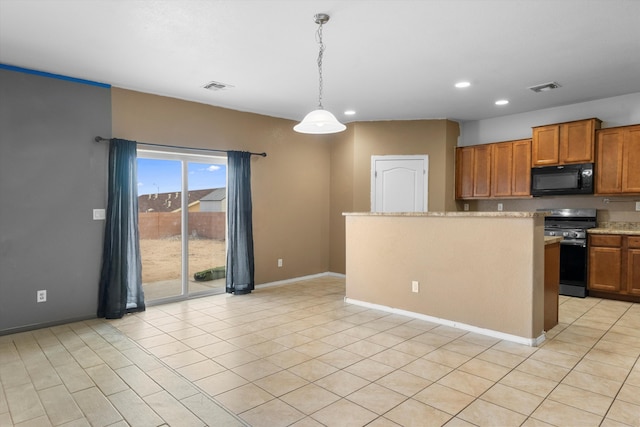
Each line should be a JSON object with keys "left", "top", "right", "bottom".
{"left": 344, "top": 110, "right": 356, "bottom": 116}
{"left": 495, "top": 99, "right": 509, "bottom": 106}
{"left": 455, "top": 81, "right": 471, "bottom": 88}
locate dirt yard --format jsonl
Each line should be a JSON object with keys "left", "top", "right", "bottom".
{"left": 140, "top": 238, "right": 226, "bottom": 283}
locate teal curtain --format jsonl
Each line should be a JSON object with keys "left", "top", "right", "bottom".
{"left": 97, "top": 139, "right": 145, "bottom": 318}
{"left": 226, "top": 151, "right": 255, "bottom": 295}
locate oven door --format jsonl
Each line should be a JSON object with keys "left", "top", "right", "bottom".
{"left": 558, "top": 239, "right": 588, "bottom": 297}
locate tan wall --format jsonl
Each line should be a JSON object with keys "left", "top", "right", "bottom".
{"left": 444, "top": 120, "right": 460, "bottom": 212}
{"left": 329, "top": 120, "right": 460, "bottom": 273}
{"left": 352, "top": 120, "right": 459, "bottom": 212}
{"left": 344, "top": 214, "right": 545, "bottom": 340}
{"left": 112, "top": 89, "right": 462, "bottom": 280}
{"left": 329, "top": 127, "right": 356, "bottom": 274}
{"left": 112, "top": 88, "right": 344, "bottom": 284}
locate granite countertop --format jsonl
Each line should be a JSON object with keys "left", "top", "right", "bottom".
{"left": 343, "top": 211, "right": 548, "bottom": 218}
{"left": 589, "top": 222, "right": 640, "bottom": 236}
{"left": 544, "top": 236, "right": 563, "bottom": 245}
{"left": 589, "top": 228, "right": 640, "bottom": 236}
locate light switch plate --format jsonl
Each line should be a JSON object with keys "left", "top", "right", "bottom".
{"left": 93, "top": 209, "right": 106, "bottom": 220}
{"left": 636, "top": 201, "right": 640, "bottom": 211}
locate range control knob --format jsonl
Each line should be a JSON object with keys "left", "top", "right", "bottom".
{"left": 549, "top": 231, "right": 556, "bottom": 236}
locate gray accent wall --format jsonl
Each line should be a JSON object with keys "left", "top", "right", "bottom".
{"left": 0, "top": 68, "right": 111, "bottom": 334}
{"left": 459, "top": 92, "right": 640, "bottom": 146}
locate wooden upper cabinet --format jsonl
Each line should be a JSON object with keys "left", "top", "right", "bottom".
{"left": 532, "top": 118, "right": 601, "bottom": 166}
{"left": 532, "top": 125, "right": 560, "bottom": 166}
{"left": 473, "top": 145, "right": 492, "bottom": 198}
{"left": 595, "top": 124, "right": 640, "bottom": 195}
{"left": 512, "top": 139, "right": 532, "bottom": 196}
{"left": 622, "top": 125, "right": 640, "bottom": 193}
{"left": 491, "top": 142, "right": 513, "bottom": 197}
{"left": 596, "top": 127, "right": 624, "bottom": 194}
{"left": 491, "top": 139, "right": 531, "bottom": 197}
{"left": 455, "top": 145, "right": 492, "bottom": 199}
{"left": 456, "top": 146, "right": 475, "bottom": 199}
{"left": 457, "top": 139, "right": 531, "bottom": 200}
{"left": 560, "top": 119, "right": 599, "bottom": 163}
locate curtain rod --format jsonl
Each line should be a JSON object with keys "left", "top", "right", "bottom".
{"left": 94, "top": 136, "right": 267, "bottom": 157}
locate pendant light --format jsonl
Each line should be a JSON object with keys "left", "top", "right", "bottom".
{"left": 294, "top": 13, "right": 346, "bottom": 134}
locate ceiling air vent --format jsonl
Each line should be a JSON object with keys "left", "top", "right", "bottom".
{"left": 203, "top": 81, "right": 234, "bottom": 91}
{"left": 528, "top": 82, "right": 561, "bottom": 93}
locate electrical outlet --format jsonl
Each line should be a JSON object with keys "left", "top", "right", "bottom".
{"left": 463, "top": 203, "right": 469, "bottom": 211}
{"left": 37, "top": 290, "right": 47, "bottom": 303}
{"left": 497, "top": 203, "right": 503, "bottom": 211}
{"left": 636, "top": 201, "right": 640, "bottom": 211}
{"left": 412, "top": 281, "right": 419, "bottom": 293}
{"left": 277, "top": 258, "right": 283, "bottom": 267}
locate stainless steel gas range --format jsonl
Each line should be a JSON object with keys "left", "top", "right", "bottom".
{"left": 539, "top": 208, "right": 597, "bottom": 297}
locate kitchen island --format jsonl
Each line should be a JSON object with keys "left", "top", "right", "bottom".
{"left": 343, "top": 211, "right": 550, "bottom": 346}
{"left": 544, "top": 236, "right": 562, "bottom": 331}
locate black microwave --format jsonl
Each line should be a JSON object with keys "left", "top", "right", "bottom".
{"left": 530, "top": 163, "right": 594, "bottom": 196}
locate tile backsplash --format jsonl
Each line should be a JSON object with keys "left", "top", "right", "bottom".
{"left": 471, "top": 195, "right": 640, "bottom": 224}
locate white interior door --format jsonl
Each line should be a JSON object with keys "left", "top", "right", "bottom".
{"left": 371, "top": 155, "right": 428, "bottom": 212}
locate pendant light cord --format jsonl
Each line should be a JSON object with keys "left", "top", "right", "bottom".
{"left": 316, "top": 22, "right": 325, "bottom": 109}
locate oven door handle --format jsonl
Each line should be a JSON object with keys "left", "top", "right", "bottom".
{"left": 559, "top": 240, "right": 587, "bottom": 247}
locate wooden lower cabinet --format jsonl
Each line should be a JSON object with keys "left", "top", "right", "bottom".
{"left": 588, "top": 234, "right": 640, "bottom": 302}
{"left": 629, "top": 238, "right": 640, "bottom": 296}
{"left": 544, "top": 242, "right": 560, "bottom": 331}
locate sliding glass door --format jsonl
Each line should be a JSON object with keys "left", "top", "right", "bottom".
{"left": 137, "top": 150, "right": 227, "bottom": 303}
{"left": 186, "top": 160, "right": 227, "bottom": 297}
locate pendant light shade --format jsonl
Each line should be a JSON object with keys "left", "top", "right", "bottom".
{"left": 293, "top": 109, "right": 346, "bottom": 134}
{"left": 294, "top": 13, "right": 345, "bottom": 135}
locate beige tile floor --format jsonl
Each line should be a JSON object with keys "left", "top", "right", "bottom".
{"left": 1, "top": 275, "right": 640, "bottom": 427}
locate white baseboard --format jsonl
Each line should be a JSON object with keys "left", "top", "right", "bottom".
{"left": 256, "top": 271, "right": 346, "bottom": 289}
{"left": 344, "top": 297, "right": 546, "bottom": 347}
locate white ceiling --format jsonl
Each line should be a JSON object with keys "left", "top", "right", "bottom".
{"left": 1, "top": 0, "right": 639, "bottom": 124}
